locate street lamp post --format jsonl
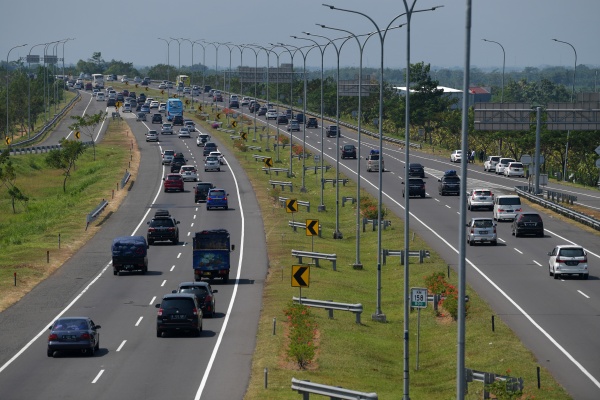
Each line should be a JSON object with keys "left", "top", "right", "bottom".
{"left": 482, "top": 39, "right": 505, "bottom": 103}
{"left": 170, "top": 37, "right": 182, "bottom": 76}
{"left": 266, "top": 47, "right": 283, "bottom": 162}
{"left": 180, "top": 38, "right": 196, "bottom": 107}
{"left": 28, "top": 42, "right": 46, "bottom": 137}
{"left": 273, "top": 44, "right": 297, "bottom": 179}
{"left": 6, "top": 43, "right": 28, "bottom": 140}
{"left": 250, "top": 45, "right": 275, "bottom": 143}
{"left": 42, "top": 42, "right": 54, "bottom": 123}
{"left": 292, "top": 36, "right": 328, "bottom": 211}
{"left": 552, "top": 38, "right": 577, "bottom": 182}
{"left": 158, "top": 38, "right": 174, "bottom": 93}
{"left": 242, "top": 45, "right": 260, "bottom": 143}
{"left": 61, "top": 39, "right": 74, "bottom": 106}
{"left": 325, "top": 4, "right": 442, "bottom": 398}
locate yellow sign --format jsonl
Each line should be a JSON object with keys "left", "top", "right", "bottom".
{"left": 306, "top": 219, "right": 319, "bottom": 236}
{"left": 145, "top": 86, "right": 149, "bottom": 91}
{"left": 231, "top": 121, "right": 237, "bottom": 128}
{"left": 198, "top": 105, "right": 203, "bottom": 111}
{"left": 291, "top": 265, "right": 310, "bottom": 287}
{"left": 264, "top": 157, "right": 273, "bottom": 168}
{"left": 161, "top": 90, "right": 164, "bottom": 95}
{"left": 5, "top": 137, "right": 11, "bottom": 145}
{"left": 115, "top": 101, "right": 122, "bottom": 108}
{"left": 185, "top": 99, "right": 190, "bottom": 105}
{"left": 216, "top": 113, "right": 221, "bottom": 120}
{"left": 286, "top": 199, "right": 298, "bottom": 213}
{"left": 241, "top": 131, "right": 248, "bottom": 140}
{"left": 75, "top": 131, "right": 80, "bottom": 139}
{"left": 124, "top": 81, "right": 129, "bottom": 85}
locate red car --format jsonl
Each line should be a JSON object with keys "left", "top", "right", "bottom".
{"left": 163, "top": 174, "right": 184, "bottom": 192}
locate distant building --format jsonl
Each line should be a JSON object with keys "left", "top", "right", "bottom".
{"left": 393, "top": 85, "right": 492, "bottom": 109}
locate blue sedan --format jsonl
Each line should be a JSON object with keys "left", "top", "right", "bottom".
{"left": 47, "top": 317, "right": 101, "bottom": 357}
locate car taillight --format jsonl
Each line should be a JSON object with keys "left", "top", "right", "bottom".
{"left": 148, "top": 228, "right": 155, "bottom": 232}
{"left": 81, "top": 333, "right": 91, "bottom": 340}
{"left": 470, "top": 228, "right": 474, "bottom": 234}
{"left": 48, "top": 334, "right": 58, "bottom": 341}
{"left": 192, "top": 308, "right": 198, "bottom": 316}
{"left": 223, "top": 196, "right": 227, "bottom": 201}
{"left": 582, "top": 257, "right": 587, "bottom": 263}
{"left": 157, "top": 308, "right": 163, "bottom": 316}
{"left": 515, "top": 207, "right": 522, "bottom": 212}
{"left": 555, "top": 257, "right": 565, "bottom": 263}
{"left": 207, "top": 196, "right": 212, "bottom": 201}
{"left": 493, "top": 226, "right": 497, "bottom": 233}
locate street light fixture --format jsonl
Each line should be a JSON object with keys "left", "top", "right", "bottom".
{"left": 170, "top": 37, "right": 182, "bottom": 76}
{"left": 28, "top": 42, "right": 47, "bottom": 137}
{"left": 158, "top": 38, "right": 174, "bottom": 91}
{"left": 6, "top": 43, "right": 28, "bottom": 140}
{"left": 552, "top": 38, "right": 577, "bottom": 181}
{"left": 248, "top": 44, "right": 276, "bottom": 143}
{"left": 482, "top": 39, "right": 505, "bottom": 103}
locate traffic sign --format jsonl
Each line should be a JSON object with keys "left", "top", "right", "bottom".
{"left": 135, "top": 84, "right": 139, "bottom": 88}
{"left": 115, "top": 101, "right": 122, "bottom": 108}
{"left": 216, "top": 113, "right": 221, "bottom": 120}
{"left": 185, "top": 99, "right": 190, "bottom": 105}
{"left": 291, "top": 265, "right": 310, "bottom": 287}
{"left": 231, "top": 121, "right": 237, "bottom": 128}
{"left": 286, "top": 199, "right": 298, "bottom": 213}
{"left": 305, "top": 219, "right": 318, "bottom": 236}
{"left": 595, "top": 146, "right": 600, "bottom": 156}
{"left": 264, "top": 157, "right": 273, "bottom": 168}
{"left": 198, "top": 105, "right": 203, "bottom": 111}
{"left": 75, "top": 131, "right": 80, "bottom": 139}
{"left": 313, "top": 154, "right": 320, "bottom": 163}
{"left": 410, "top": 287, "right": 428, "bottom": 308}
{"left": 241, "top": 131, "right": 248, "bottom": 140}
{"left": 161, "top": 90, "right": 164, "bottom": 95}
{"left": 520, "top": 154, "right": 532, "bottom": 164}
{"left": 5, "top": 137, "right": 11, "bottom": 145}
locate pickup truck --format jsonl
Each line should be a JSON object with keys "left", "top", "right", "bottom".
{"left": 326, "top": 125, "right": 341, "bottom": 137}
{"left": 438, "top": 170, "right": 461, "bottom": 196}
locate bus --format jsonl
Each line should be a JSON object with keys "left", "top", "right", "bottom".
{"left": 166, "top": 98, "right": 183, "bottom": 121}
{"left": 176, "top": 75, "right": 190, "bottom": 88}
{"left": 92, "top": 74, "right": 104, "bottom": 89}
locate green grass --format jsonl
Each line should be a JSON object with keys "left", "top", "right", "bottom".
{"left": 193, "top": 111, "right": 570, "bottom": 399}
{"left": 0, "top": 120, "right": 135, "bottom": 310}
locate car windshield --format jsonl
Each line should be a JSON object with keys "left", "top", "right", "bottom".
{"left": 559, "top": 248, "right": 585, "bottom": 257}
{"left": 510, "top": 163, "right": 523, "bottom": 168}
{"left": 180, "top": 287, "right": 209, "bottom": 296}
{"left": 474, "top": 190, "right": 492, "bottom": 196}
{"left": 161, "top": 299, "right": 193, "bottom": 311}
{"left": 206, "top": 157, "right": 218, "bottom": 162}
{"left": 167, "top": 175, "right": 181, "bottom": 181}
{"left": 444, "top": 177, "right": 460, "bottom": 182}
{"left": 54, "top": 319, "right": 87, "bottom": 330}
{"left": 499, "top": 197, "right": 520, "bottom": 205}
{"left": 473, "top": 219, "right": 493, "bottom": 228}
{"left": 520, "top": 214, "right": 541, "bottom": 222}
{"left": 369, "top": 155, "right": 380, "bottom": 161}
{"left": 181, "top": 167, "right": 195, "bottom": 172}
{"left": 151, "top": 219, "right": 175, "bottom": 227}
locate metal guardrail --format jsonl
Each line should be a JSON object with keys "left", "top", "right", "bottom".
{"left": 546, "top": 188, "right": 577, "bottom": 204}
{"left": 120, "top": 170, "right": 131, "bottom": 189}
{"left": 269, "top": 180, "right": 293, "bottom": 192}
{"left": 85, "top": 199, "right": 108, "bottom": 230}
{"left": 304, "top": 165, "right": 332, "bottom": 174}
{"left": 263, "top": 167, "right": 289, "bottom": 176}
{"left": 291, "top": 249, "right": 336, "bottom": 270}
{"left": 292, "top": 297, "right": 363, "bottom": 324}
{"left": 322, "top": 178, "right": 349, "bottom": 188}
{"left": 279, "top": 197, "right": 310, "bottom": 212}
{"left": 10, "top": 141, "right": 94, "bottom": 156}
{"left": 382, "top": 249, "right": 430, "bottom": 265}
{"left": 7, "top": 91, "right": 81, "bottom": 149}
{"left": 342, "top": 196, "right": 356, "bottom": 207}
{"left": 515, "top": 186, "right": 600, "bottom": 231}
{"left": 465, "top": 368, "right": 523, "bottom": 399}
{"left": 291, "top": 378, "right": 377, "bottom": 400}
{"left": 362, "top": 217, "right": 392, "bottom": 232}
{"left": 288, "top": 221, "right": 321, "bottom": 237}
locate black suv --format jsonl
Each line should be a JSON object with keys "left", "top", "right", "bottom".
{"left": 277, "top": 114, "right": 288, "bottom": 125}
{"left": 138, "top": 93, "right": 146, "bottom": 103}
{"left": 341, "top": 144, "right": 357, "bottom": 159}
{"left": 194, "top": 182, "right": 215, "bottom": 203}
{"left": 326, "top": 125, "right": 340, "bottom": 137}
{"left": 229, "top": 100, "right": 239, "bottom": 108}
{"left": 107, "top": 98, "right": 116, "bottom": 107}
{"left": 147, "top": 209, "right": 180, "bottom": 245}
{"left": 170, "top": 153, "right": 188, "bottom": 173}
{"left": 152, "top": 113, "right": 163, "bottom": 124}
{"left": 512, "top": 212, "right": 544, "bottom": 237}
{"left": 402, "top": 178, "right": 426, "bottom": 198}
{"left": 172, "top": 281, "right": 218, "bottom": 318}
{"left": 173, "top": 115, "right": 184, "bottom": 126}
{"left": 438, "top": 171, "right": 460, "bottom": 196}
{"left": 407, "top": 163, "right": 425, "bottom": 178}
{"left": 306, "top": 117, "right": 318, "bottom": 128}
{"left": 155, "top": 293, "right": 202, "bottom": 337}
{"left": 203, "top": 142, "right": 218, "bottom": 156}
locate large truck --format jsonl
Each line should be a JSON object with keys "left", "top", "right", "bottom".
{"left": 111, "top": 236, "right": 149, "bottom": 275}
{"left": 193, "top": 229, "right": 235, "bottom": 283}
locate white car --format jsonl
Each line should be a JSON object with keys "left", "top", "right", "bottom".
{"left": 134, "top": 76, "right": 142, "bottom": 83}
{"left": 179, "top": 165, "right": 198, "bottom": 182}
{"left": 450, "top": 150, "right": 462, "bottom": 163}
{"left": 184, "top": 120, "right": 196, "bottom": 132}
{"left": 146, "top": 130, "right": 159, "bottom": 142}
{"left": 241, "top": 97, "right": 250, "bottom": 106}
{"left": 484, "top": 156, "right": 501, "bottom": 172}
{"left": 467, "top": 189, "right": 494, "bottom": 211}
{"left": 121, "top": 76, "right": 129, "bottom": 83}
{"left": 209, "top": 151, "right": 225, "bottom": 165}
{"left": 166, "top": 82, "right": 173, "bottom": 89}
{"left": 159, "top": 103, "right": 166, "bottom": 113}
{"left": 196, "top": 133, "right": 210, "bottom": 147}
{"left": 204, "top": 156, "right": 221, "bottom": 172}
{"left": 123, "top": 103, "right": 132, "bottom": 113}
{"left": 158, "top": 83, "right": 166, "bottom": 89}
{"left": 178, "top": 127, "right": 191, "bottom": 138}
{"left": 96, "top": 92, "right": 105, "bottom": 101}
{"left": 265, "top": 109, "right": 278, "bottom": 120}
{"left": 150, "top": 101, "right": 159, "bottom": 109}
{"left": 548, "top": 245, "right": 589, "bottom": 280}
{"left": 503, "top": 162, "right": 525, "bottom": 177}
{"left": 495, "top": 157, "right": 516, "bottom": 175}
{"left": 183, "top": 87, "right": 191, "bottom": 94}
{"left": 161, "top": 123, "right": 173, "bottom": 135}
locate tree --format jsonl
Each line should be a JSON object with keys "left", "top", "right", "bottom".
{"left": 45, "top": 139, "right": 87, "bottom": 192}
{"left": 0, "top": 150, "right": 29, "bottom": 213}
{"left": 69, "top": 111, "right": 107, "bottom": 160}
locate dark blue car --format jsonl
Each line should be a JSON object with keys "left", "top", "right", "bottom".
{"left": 206, "top": 188, "right": 228, "bottom": 210}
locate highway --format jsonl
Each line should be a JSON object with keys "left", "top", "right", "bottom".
{"left": 0, "top": 87, "right": 599, "bottom": 399}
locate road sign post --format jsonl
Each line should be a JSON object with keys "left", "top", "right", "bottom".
{"left": 292, "top": 265, "right": 310, "bottom": 304}
{"left": 411, "top": 287, "right": 428, "bottom": 371}
{"left": 306, "top": 219, "right": 318, "bottom": 252}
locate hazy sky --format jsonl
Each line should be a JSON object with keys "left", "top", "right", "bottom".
{"left": 2, "top": 0, "right": 598, "bottom": 73}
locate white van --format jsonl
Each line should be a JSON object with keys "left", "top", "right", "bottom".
{"left": 96, "top": 92, "right": 105, "bottom": 101}
{"left": 493, "top": 195, "right": 522, "bottom": 221}
{"left": 366, "top": 150, "right": 384, "bottom": 172}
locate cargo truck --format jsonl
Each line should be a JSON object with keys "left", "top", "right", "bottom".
{"left": 193, "top": 229, "right": 235, "bottom": 283}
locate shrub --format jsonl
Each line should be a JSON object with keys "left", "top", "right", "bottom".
{"left": 283, "top": 302, "right": 318, "bottom": 369}
{"left": 270, "top": 187, "right": 281, "bottom": 203}
{"left": 424, "top": 272, "right": 469, "bottom": 321}
{"left": 359, "top": 197, "right": 387, "bottom": 219}
{"left": 233, "top": 140, "right": 247, "bottom": 152}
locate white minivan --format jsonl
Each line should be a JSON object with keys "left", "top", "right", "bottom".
{"left": 493, "top": 195, "right": 522, "bottom": 221}
{"left": 96, "top": 92, "right": 105, "bottom": 101}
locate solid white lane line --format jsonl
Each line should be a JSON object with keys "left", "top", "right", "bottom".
{"left": 515, "top": 248, "right": 523, "bottom": 254}
{"left": 578, "top": 290, "right": 590, "bottom": 299}
{"left": 149, "top": 296, "right": 156, "bottom": 306}
{"left": 116, "top": 340, "right": 127, "bottom": 352}
{"left": 92, "top": 370, "right": 105, "bottom": 383}
{"left": 135, "top": 317, "right": 143, "bottom": 327}
{"left": 161, "top": 280, "right": 167, "bottom": 287}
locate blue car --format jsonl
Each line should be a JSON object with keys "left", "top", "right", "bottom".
{"left": 206, "top": 188, "right": 228, "bottom": 210}
{"left": 140, "top": 105, "right": 150, "bottom": 113}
